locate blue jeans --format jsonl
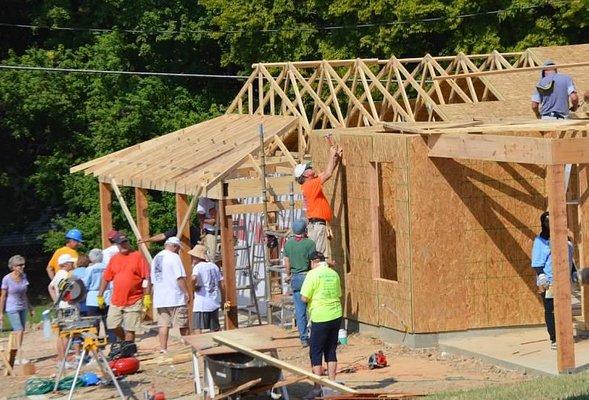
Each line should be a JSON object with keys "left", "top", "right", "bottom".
{"left": 6, "top": 309, "right": 27, "bottom": 331}
{"left": 291, "top": 272, "right": 309, "bottom": 342}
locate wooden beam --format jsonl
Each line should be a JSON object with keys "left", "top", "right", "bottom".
{"left": 213, "top": 336, "right": 357, "bottom": 394}
{"left": 178, "top": 187, "right": 203, "bottom": 239}
{"left": 225, "top": 200, "right": 304, "bottom": 215}
{"left": 135, "top": 188, "right": 150, "bottom": 248}
{"left": 427, "top": 134, "right": 552, "bottom": 164}
{"left": 434, "top": 60, "right": 589, "bottom": 80}
{"left": 547, "top": 164, "right": 576, "bottom": 373}
{"left": 369, "top": 162, "right": 381, "bottom": 279}
{"left": 110, "top": 179, "right": 153, "bottom": 263}
{"left": 219, "top": 196, "right": 238, "bottom": 330}
{"left": 176, "top": 193, "right": 194, "bottom": 322}
{"left": 99, "top": 182, "right": 113, "bottom": 249}
{"left": 552, "top": 137, "right": 589, "bottom": 164}
{"left": 578, "top": 164, "right": 589, "bottom": 330}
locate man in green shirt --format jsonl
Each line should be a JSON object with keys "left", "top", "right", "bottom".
{"left": 301, "top": 251, "right": 342, "bottom": 399}
{"left": 284, "top": 219, "right": 316, "bottom": 346}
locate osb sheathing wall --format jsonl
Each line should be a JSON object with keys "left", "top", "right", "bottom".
{"left": 310, "top": 130, "right": 546, "bottom": 334}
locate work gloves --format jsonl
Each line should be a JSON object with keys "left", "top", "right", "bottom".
{"left": 143, "top": 294, "right": 152, "bottom": 311}
{"left": 97, "top": 295, "right": 105, "bottom": 309}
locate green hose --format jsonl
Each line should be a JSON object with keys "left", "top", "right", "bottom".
{"left": 25, "top": 375, "right": 84, "bottom": 395}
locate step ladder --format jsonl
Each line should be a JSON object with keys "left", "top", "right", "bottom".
{"left": 233, "top": 220, "right": 263, "bottom": 326}
{"left": 264, "top": 228, "right": 295, "bottom": 329}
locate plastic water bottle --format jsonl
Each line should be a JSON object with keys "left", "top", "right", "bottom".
{"left": 338, "top": 329, "right": 348, "bottom": 345}
{"left": 42, "top": 310, "right": 53, "bottom": 339}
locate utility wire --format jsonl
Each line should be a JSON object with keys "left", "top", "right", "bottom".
{"left": 0, "top": 65, "right": 249, "bottom": 79}
{"left": 0, "top": 3, "right": 565, "bottom": 36}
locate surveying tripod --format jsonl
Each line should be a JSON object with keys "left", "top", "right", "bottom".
{"left": 53, "top": 322, "right": 125, "bottom": 400}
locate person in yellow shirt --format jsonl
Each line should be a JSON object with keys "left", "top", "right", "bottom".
{"left": 46, "top": 229, "right": 83, "bottom": 279}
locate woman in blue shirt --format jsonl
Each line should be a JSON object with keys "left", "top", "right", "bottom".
{"left": 531, "top": 211, "right": 574, "bottom": 350}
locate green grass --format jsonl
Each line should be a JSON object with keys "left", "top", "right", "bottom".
{"left": 428, "top": 372, "right": 589, "bottom": 400}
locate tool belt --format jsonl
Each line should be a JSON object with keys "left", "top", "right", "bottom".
{"left": 308, "top": 218, "right": 326, "bottom": 225}
{"left": 542, "top": 111, "right": 566, "bottom": 119}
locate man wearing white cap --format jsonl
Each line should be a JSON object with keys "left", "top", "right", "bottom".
{"left": 293, "top": 144, "right": 342, "bottom": 257}
{"left": 189, "top": 244, "right": 223, "bottom": 333}
{"left": 151, "top": 237, "right": 190, "bottom": 353}
{"left": 532, "top": 60, "right": 579, "bottom": 119}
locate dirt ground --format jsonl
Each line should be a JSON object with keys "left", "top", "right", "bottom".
{"left": 0, "top": 325, "right": 531, "bottom": 399}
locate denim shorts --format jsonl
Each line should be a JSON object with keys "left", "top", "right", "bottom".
{"left": 6, "top": 309, "right": 27, "bottom": 331}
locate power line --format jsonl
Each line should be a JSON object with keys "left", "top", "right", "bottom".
{"left": 0, "top": 65, "right": 249, "bottom": 79}
{"left": 0, "top": 3, "right": 564, "bottom": 36}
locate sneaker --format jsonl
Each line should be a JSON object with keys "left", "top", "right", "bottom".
{"left": 13, "top": 358, "right": 29, "bottom": 366}
{"left": 303, "top": 386, "right": 323, "bottom": 400}
{"left": 301, "top": 340, "right": 309, "bottom": 348}
{"left": 551, "top": 341, "right": 557, "bottom": 350}
{"left": 159, "top": 349, "right": 168, "bottom": 354}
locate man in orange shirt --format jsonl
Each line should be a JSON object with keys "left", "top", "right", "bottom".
{"left": 294, "top": 145, "right": 342, "bottom": 258}
{"left": 98, "top": 233, "right": 151, "bottom": 343}
{"left": 46, "top": 229, "right": 83, "bottom": 279}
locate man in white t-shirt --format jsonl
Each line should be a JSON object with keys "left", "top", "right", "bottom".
{"left": 188, "top": 244, "right": 223, "bottom": 333}
{"left": 151, "top": 237, "right": 190, "bottom": 352}
{"left": 102, "top": 229, "right": 120, "bottom": 267}
{"left": 48, "top": 254, "right": 77, "bottom": 363}
{"left": 197, "top": 197, "right": 219, "bottom": 262}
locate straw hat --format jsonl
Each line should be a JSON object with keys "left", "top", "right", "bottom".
{"left": 188, "top": 244, "right": 208, "bottom": 260}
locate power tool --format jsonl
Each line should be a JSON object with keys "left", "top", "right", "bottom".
{"left": 368, "top": 350, "right": 388, "bottom": 369}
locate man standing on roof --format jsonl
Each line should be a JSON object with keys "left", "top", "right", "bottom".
{"left": 531, "top": 60, "right": 579, "bottom": 119}
{"left": 46, "top": 229, "right": 83, "bottom": 279}
{"left": 98, "top": 233, "right": 151, "bottom": 343}
{"left": 294, "top": 145, "right": 342, "bottom": 257}
{"left": 197, "top": 197, "right": 219, "bottom": 262}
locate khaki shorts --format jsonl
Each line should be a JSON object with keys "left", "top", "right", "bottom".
{"left": 204, "top": 233, "right": 220, "bottom": 261}
{"left": 157, "top": 306, "right": 189, "bottom": 328}
{"left": 107, "top": 299, "right": 143, "bottom": 332}
{"left": 307, "top": 222, "right": 331, "bottom": 258}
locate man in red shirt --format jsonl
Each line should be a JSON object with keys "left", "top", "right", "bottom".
{"left": 294, "top": 144, "right": 342, "bottom": 258}
{"left": 98, "top": 233, "right": 151, "bottom": 342}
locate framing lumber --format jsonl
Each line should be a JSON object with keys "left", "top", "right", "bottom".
{"left": 225, "top": 200, "right": 304, "bottom": 216}
{"left": 178, "top": 187, "right": 203, "bottom": 238}
{"left": 99, "top": 182, "right": 113, "bottom": 249}
{"left": 220, "top": 196, "right": 238, "bottom": 330}
{"left": 369, "top": 162, "right": 382, "bottom": 279}
{"left": 547, "top": 164, "right": 575, "bottom": 373}
{"left": 176, "top": 193, "right": 194, "bottom": 323}
{"left": 434, "top": 60, "right": 589, "bottom": 80}
{"left": 135, "top": 188, "right": 149, "bottom": 248}
{"left": 110, "top": 178, "right": 153, "bottom": 263}
{"left": 427, "top": 134, "right": 551, "bottom": 164}
{"left": 212, "top": 336, "right": 357, "bottom": 394}
{"left": 578, "top": 164, "right": 589, "bottom": 330}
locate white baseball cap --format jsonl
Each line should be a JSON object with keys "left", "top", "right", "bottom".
{"left": 165, "top": 236, "right": 182, "bottom": 246}
{"left": 294, "top": 163, "right": 310, "bottom": 178}
{"left": 58, "top": 254, "right": 76, "bottom": 265}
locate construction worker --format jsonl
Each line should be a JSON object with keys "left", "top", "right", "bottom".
{"left": 531, "top": 211, "right": 575, "bottom": 350}
{"left": 140, "top": 225, "right": 201, "bottom": 248}
{"left": 197, "top": 197, "right": 219, "bottom": 261}
{"left": 531, "top": 60, "right": 578, "bottom": 119}
{"left": 98, "top": 233, "right": 151, "bottom": 343}
{"left": 301, "top": 251, "right": 342, "bottom": 399}
{"left": 46, "top": 228, "right": 83, "bottom": 279}
{"left": 189, "top": 244, "right": 223, "bottom": 333}
{"left": 151, "top": 237, "right": 190, "bottom": 353}
{"left": 284, "top": 219, "right": 316, "bottom": 346}
{"left": 294, "top": 145, "right": 343, "bottom": 257}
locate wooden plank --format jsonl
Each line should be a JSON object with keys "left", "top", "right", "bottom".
{"left": 427, "top": 134, "right": 552, "bottom": 164}
{"left": 176, "top": 193, "right": 194, "bottom": 323}
{"left": 579, "top": 164, "right": 589, "bottom": 330}
{"left": 369, "top": 162, "right": 381, "bottom": 279}
{"left": 135, "top": 188, "right": 149, "bottom": 248}
{"left": 110, "top": 179, "right": 153, "bottom": 263}
{"left": 212, "top": 337, "right": 357, "bottom": 394}
{"left": 546, "top": 164, "right": 575, "bottom": 373}
{"left": 99, "top": 182, "right": 113, "bottom": 249}
{"left": 552, "top": 137, "right": 589, "bottom": 164}
{"left": 272, "top": 136, "right": 297, "bottom": 167}
{"left": 225, "top": 200, "right": 304, "bottom": 215}
{"left": 220, "top": 197, "right": 238, "bottom": 329}
{"left": 434, "top": 60, "right": 589, "bottom": 80}
{"left": 178, "top": 187, "right": 203, "bottom": 238}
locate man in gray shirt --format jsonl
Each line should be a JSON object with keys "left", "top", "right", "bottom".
{"left": 531, "top": 60, "right": 578, "bottom": 119}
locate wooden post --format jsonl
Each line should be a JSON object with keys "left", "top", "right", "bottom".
{"left": 99, "top": 182, "right": 113, "bottom": 249}
{"left": 547, "top": 164, "right": 575, "bottom": 373}
{"left": 220, "top": 195, "right": 238, "bottom": 330}
{"left": 176, "top": 194, "right": 194, "bottom": 315}
{"left": 578, "top": 164, "right": 589, "bottom": 330}
{"left": 135, "top": 188, "right": 150, "bottom": 248}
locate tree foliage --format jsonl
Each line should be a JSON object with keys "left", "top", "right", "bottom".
{"left": 0, "top": 0, "right": 587, "bottom": 252}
